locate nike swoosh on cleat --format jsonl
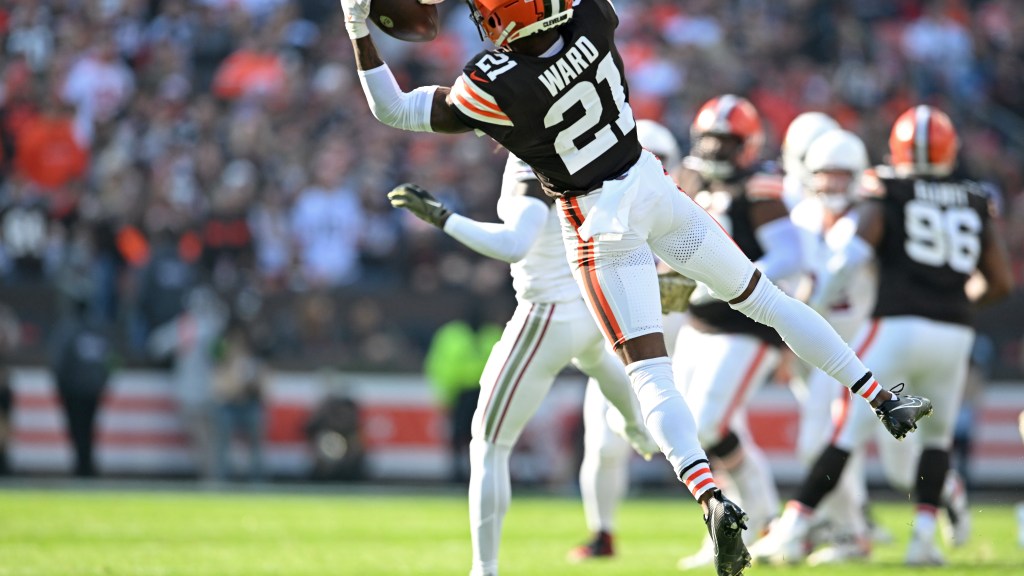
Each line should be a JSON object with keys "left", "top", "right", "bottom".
{"left": 889, "top": 399, "right": 924, "bottom": 412}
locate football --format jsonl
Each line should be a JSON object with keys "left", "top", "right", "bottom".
{"left": 369, "top": 0, "right": 439, "bottom": 42}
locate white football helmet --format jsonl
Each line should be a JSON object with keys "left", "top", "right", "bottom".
{"left": 781, "top": 112, "right": 840, "bottom": 180}
{"left": 804, "top": 129, "right": 869, "bottom": 215}
{"left": 636, "top": 119, "right": 682, "bottom": 171}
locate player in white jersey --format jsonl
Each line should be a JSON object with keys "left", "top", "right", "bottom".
{"left": 388, "top": 122, "right": 687, "bottom": 574}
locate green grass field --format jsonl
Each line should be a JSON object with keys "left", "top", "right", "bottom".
{"left": 0, "top": 488, "right": 1020, "bottom": 575}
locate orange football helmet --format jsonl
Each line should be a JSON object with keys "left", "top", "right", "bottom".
{"left": 889, "top": 105, "right": 959, "bottom": 177}
{"left": 686, "top": 95, "right": 764, "bottom": 180}
{"left": 467, "top": 0, "right": 574, "bottom": 48}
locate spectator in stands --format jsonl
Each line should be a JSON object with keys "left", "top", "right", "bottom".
{"left": 201, "top": 159, "right": 257, "bottom": 294}
{"left": 211, "top": 320, "right": 268, "bottom": 482}
{"left": 133, "top": 228, "right": 197, "bottom": 350}
{"left": 60, "top": 28, "right": 134, "bottom": 139}
{"left": 12, "top": 88, "right": 89, "bottom": 218}
{"left": 0, "top": 181, "right": 53, "bottom": 281}
{"left": 901, "top": 0, "right": 977, "bottom": 100}
{"left": 424, "top": 311, "right": 501, "bottom": 483}
{"left": 290, "top": 138, "right": 364, "bottom": 288}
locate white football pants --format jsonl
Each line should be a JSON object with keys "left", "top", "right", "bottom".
{"left": 469, "top": 297, "right": 639, "bottom": 576}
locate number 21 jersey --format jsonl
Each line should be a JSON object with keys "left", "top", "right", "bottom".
{"left": 866, "top": 168, "right": 992, "bottom": 326}
{"left": 448, "top": 0, "right": 641, "bottom": 197}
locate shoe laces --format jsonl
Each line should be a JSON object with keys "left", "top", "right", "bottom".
{"left": 889, "top": 382, "right": 905, "bottom": 396}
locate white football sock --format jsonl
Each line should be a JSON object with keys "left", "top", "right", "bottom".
{"left": 913, "top": 505, "right": 938, "bottom": 539}
{"left": 468, "top": 439, "right": 511, "bottom": 576}
{"left": 731, "top": 278, "right": 874, "bottom": 394}
{"left": 625, "top": 357, "right": 709, "bottom": 497}
{"left": 579, "top": 438, "right": 629, "bottom": 533}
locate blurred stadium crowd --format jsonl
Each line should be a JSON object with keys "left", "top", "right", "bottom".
{"left": 0, "top": 0, "right": 1023, "bottom": 375}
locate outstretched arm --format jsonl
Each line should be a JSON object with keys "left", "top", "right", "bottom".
{"left": 344, "top": 0, "right": 470, "bottom": 133}
{"left": 389, "top": 156, "right": 550, "bottom": 263}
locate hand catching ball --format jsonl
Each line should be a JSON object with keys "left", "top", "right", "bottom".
{"left": 369, "top": 0, "right": 439, "bottom": 42}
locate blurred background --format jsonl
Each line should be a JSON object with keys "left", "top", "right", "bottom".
{"left": 0, "top": 0, "right": 1021, "bottom": 487}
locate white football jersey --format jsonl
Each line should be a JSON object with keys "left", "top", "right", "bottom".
{"left": 500, "top": 155, "right": 582, "bottom": 304}
{"left": 790, "top": 197, "right": 877, "bottom": 340}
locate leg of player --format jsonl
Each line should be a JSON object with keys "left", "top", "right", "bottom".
{"left": 797, "top": 369, "right": 872, "bottom": 563}
{"left": 467, "top": 303, "right": 561, "bottom": 576}
{"left": 570, "top": 379, "right": 632, "bottom": 562}
{"left": 673, "top": 328, "right": 781, "bottom": 547}
{"left": 558, "top": 191, "right": 750, "bottom": 576}
{"left": 748, "top": 318, "right": 896, "bottom": 565}
{"left": 573, "top": 340, "right": 658, "bottom": 460}
{"left": 905, "top": 319, "right": 973, "bottom": 566}
{"left": 646, "top": 184, "right": 931, "bottom": 439}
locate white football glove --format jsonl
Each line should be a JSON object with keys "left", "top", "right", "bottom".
{"left": 340, "top": 0, "right": 372, "bottom": 38}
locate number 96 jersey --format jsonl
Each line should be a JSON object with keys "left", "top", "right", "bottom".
{"left": 447, "top": 0, "right": 641, "bottom": 198}
{"left": 865, "top": 167, "right": 993, "bottom": 325}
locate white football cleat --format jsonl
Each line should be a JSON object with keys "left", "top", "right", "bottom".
{"left": 748, "top": 511, "right": 811, "bottom": 565}
{"left": 806, "top": 534, "right": 871, "bottom": 566}
{"left": 905, "top": 533, "right": 945, "bottom": 566}
{"left": 677, "top": 535, "right": 715, "bottom": 571}
{"left": 940, "top": 470, "right": 971, "bottom": 547}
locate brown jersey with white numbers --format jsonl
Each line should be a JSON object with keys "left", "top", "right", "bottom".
{"left": 864, "top": 167, "right": 992, "bottom": 326}
{"left": 447, "top": 0, "right": 641, "bottom": 197}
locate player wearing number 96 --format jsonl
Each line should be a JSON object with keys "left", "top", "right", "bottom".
{"left": 340, "top": 0, "right": 935, "bottom": 573}
{"left": 751, "top": 105, "right": 1015, "bottom": 568}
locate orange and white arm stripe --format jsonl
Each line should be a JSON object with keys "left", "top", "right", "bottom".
{"left": 450, "top": 74, "right": 513, "bottom": 127}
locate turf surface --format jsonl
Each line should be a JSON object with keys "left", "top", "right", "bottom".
{"left": 0, "top": 488, "right": 1020, "bottom": 575}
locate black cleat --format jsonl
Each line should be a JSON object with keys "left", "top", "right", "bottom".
{"left": 875, "top": 383, "right": 933, "bottom": 440}
{"left": 567, "top": 530, "right": 614, "bottom": 562}
{"left": 704, "top": 490, "right": 751, "bottom": 576}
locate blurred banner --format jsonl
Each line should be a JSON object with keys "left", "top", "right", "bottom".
{"left": 8, "top": 368, "right": 1023, "bottom": 486}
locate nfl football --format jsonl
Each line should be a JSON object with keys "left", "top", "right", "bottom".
{"left": 369, "top": 0, "right": 439, "bottom": 42}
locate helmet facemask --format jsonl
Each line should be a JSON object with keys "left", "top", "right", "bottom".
{"left": 810, "top": 170, "right": 856, "bottom": 215}
{"left": 685, "top": 134, "right": 744, "bottom": 181}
